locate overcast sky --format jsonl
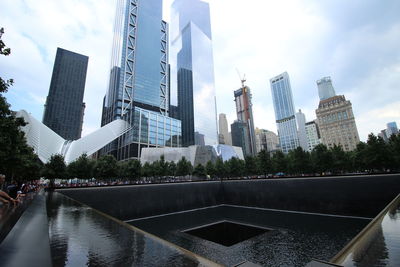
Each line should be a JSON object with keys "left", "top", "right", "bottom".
{"left": 1, "top": 0, "right": 399, "bottom": 141}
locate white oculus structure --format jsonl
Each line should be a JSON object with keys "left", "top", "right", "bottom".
{"left": 17, "top": 110, "right": 130, "bottom": 164}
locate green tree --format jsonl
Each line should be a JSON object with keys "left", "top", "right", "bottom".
{"left": 205, "top": 160, "right": 215, "bottom": 178}
{"left": 245, "top": 156, "right": 258, "bottom": 176}
{"left": 15, "top": 147, "right": 42, "bottom": 181}
{"left": 141, "top": 162, "right": 153, "bottom": 177}
{"left": 353, "top": 142, "right": 367, "bottom": 172}
{"left": 271, "top": 150, "right": 287, "bottom": 174}
{"left": 176, "top": 157, "right": 192, "bottom": 176}
{"left": 227, "top": 157, "right": 245, "bottom": 178}
{"left": 193, "top": 164, "right": 206, "bottom": 178}
{"left": 67, "top": 154, "right": 94, "bottom": 179}
{"left": 388, "top": 134, "right": 400, "bottom": 171}
{"left": 287, "top": 147, "right": 312, "bottom": 175}
{"left": 257, "top": 149, "right": 272, "bottom": 177}
{"left": 0, "top": 28, "right": 39, "bottom": 181}
{"left": 168, "top": 161, "right": 177, "bottom": 177}
{"left": 330, "top": 145, "right": 348, "bottom": 174}
{"left": 157, "top": 155, "right": 169, "bottom": 177}
{"left": 311, "top": 144, "right": 332, "bottom": 174}
{"left": 214, "top": 158, "right": 226, "bottom": 178}
{"left": 125, "top": 159, "right": 141, "bottom": 180}
{"left": 93, "top": 155, "right": 118, "bottom": 179}
{"left": 364, "top": 134, "right": 390, "bottom": 172}
{"left": 42, "top": 154, "right": 67, "bottom": 180}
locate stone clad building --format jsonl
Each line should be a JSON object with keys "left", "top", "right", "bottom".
{"left": 316, "top": 95, "right": 359, "bottom": 151}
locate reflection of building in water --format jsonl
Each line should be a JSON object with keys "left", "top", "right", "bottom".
{"left": 170, "top": 0, "right": 217, "bottom": 147}
{"left": 218, "top": 113, "right": 232, "bottom": 145}
{"left": 351, "top": 225, "right": 388, "bottom": 267}
{"left": 48, "top": 194, "right": 147, "bottom": 266}
{"left": 333, "top": 195, "right": 400, "bottom": 267}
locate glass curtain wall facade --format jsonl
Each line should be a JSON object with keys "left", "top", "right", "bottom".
{"left": 317, "top": 77, "right": 336, "bottom": 101}
{"left": 170, "top": 0, "right": 217, "bottom": 147}
{"left": 270, "top": 72, "right": 299, "bottom": 153}
{"left": 101, "top": 0, "right": 180, "bottom": 160}
{"left": 231, "top": 121, "right": 251, "bottom": 156}
{"left": 43, "top": 48, "right": 88, "bottom": 140}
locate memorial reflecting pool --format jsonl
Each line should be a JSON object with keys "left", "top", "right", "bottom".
{"left": 46, "top": 193, "right": 215, "bottom": 267}
{"left": 129, "top": 205, "right": 370, "bottom": 266}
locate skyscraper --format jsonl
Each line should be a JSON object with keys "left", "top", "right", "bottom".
{"left": 316, "top": 95, "right": 360, "bottom": 151}
{"left": 255, "top": 128, "right": 280, "bottom": 153}
{"left": 386, "top": 122, "right": 398, "bottom": 137}
{"left": 43, "top": 48, "right": 88, "bottom": 140}
{"left": 317, "top": 77, "right": 336, "bottom": 101}
{"left": 305, "top": 120, "right": 321, "bottom": 151}
{"left": 234, "top": 86, "right": 256, "bottom": 155}
{"left": 218, "top": 113, "right": 232, "bottom": 145}
{"left": 101, "top": 0, "right": 181, "bottom": 160}
{"left": 231, "top": 120, "right": 251, "bottom": 155}
{"left": 270, "top": 72, "right": 299, "bottom": 153}
{"left": 170, "top": 0, "right": 217, "bottom": 147}
{"left": 295, "top": 109, "right": 308, "bottom": 151}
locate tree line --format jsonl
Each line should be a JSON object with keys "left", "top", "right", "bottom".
{"left": 40, "top": 132, "right": 400, "bottom": 181}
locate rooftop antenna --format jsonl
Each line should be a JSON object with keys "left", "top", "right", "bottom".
{"left": 236, "top": 68, "right": 246, "bottom": 89}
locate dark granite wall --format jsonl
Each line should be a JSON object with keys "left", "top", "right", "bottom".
{"left": 59, "top": 181, "right": 223, "bottom": 220}
{"left": 59, "top": 174, "right": 400, "bottom": 220}
{"left": 222, "top": 175, "right": 400, "bottom": 218}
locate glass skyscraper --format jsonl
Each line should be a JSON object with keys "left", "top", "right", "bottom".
{"left": 270, "top": 72, "right": 299, "bottom": 153}
{"left": 101, "top": 0, "right": 181, "bottom": 160}
{"left": 43, "top": 48, "right": 88, "bottom": 140}
{"left": 170, "top": 0, "right": 218, "bottom": 147}
{"left": 317, "top": 77, "right": 336, "bottom": 101}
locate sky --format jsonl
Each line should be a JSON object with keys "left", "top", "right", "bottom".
{"left": 0, "top": 0, "right": 399, "bottom": 141}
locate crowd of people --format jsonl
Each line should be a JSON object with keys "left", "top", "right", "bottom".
{"left": 0, "top": 174, "right": 40, "bottom": 205}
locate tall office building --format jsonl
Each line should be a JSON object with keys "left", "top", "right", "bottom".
{"left": 231, "top": 120, "right": 251, "bottom": 156}
{"left": 43, "top": 48, "right": 88, "bottom": 140}
{"left": 270, "top": 72, "right": 299, "bottom": 153}
{"left": 170, "top": 0, "right": 217, "bottom": 147}
{"left": 234, "top": 86, "right": 256, "bottom": 155}
{"left": 305, "top": 120, "right": 321, "bottom": 151}
{"left": 218, "top": 113, "right": 232, "bottom": 145}
{"left": 295, "top": 109, "right": 308, "bottom": 151}
{"left": 316, "top": 95, "right": 360, "bottom": 151}
{"left": 255, "top": 128, "right": 280, "bottom": 153}
{"left": 317, "top": 77, "right": 336, "bottom": 101}
{"left": 101, "top": 0, "right": 181, "bottom": 160}
{"left": 386, "top": 122, "right": 398, "bottom": 137}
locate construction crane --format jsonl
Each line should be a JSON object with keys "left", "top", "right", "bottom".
{"left": 236, "top": 68, "right": 246, "bottom": 89}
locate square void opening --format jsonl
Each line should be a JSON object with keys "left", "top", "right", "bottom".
{"left": 183, "top": 221, "right": 270, "bottom": 247}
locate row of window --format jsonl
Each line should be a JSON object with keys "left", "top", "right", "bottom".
{"left": 320, "top": 110, "right": 349, "bottom": 124}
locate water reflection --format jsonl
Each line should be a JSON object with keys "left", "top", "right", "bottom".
{"left": 47, "top": 192, "right": 205, "bottom": 267}
{"left": 335, "top": 195, "right": 400, "bottom": 267}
